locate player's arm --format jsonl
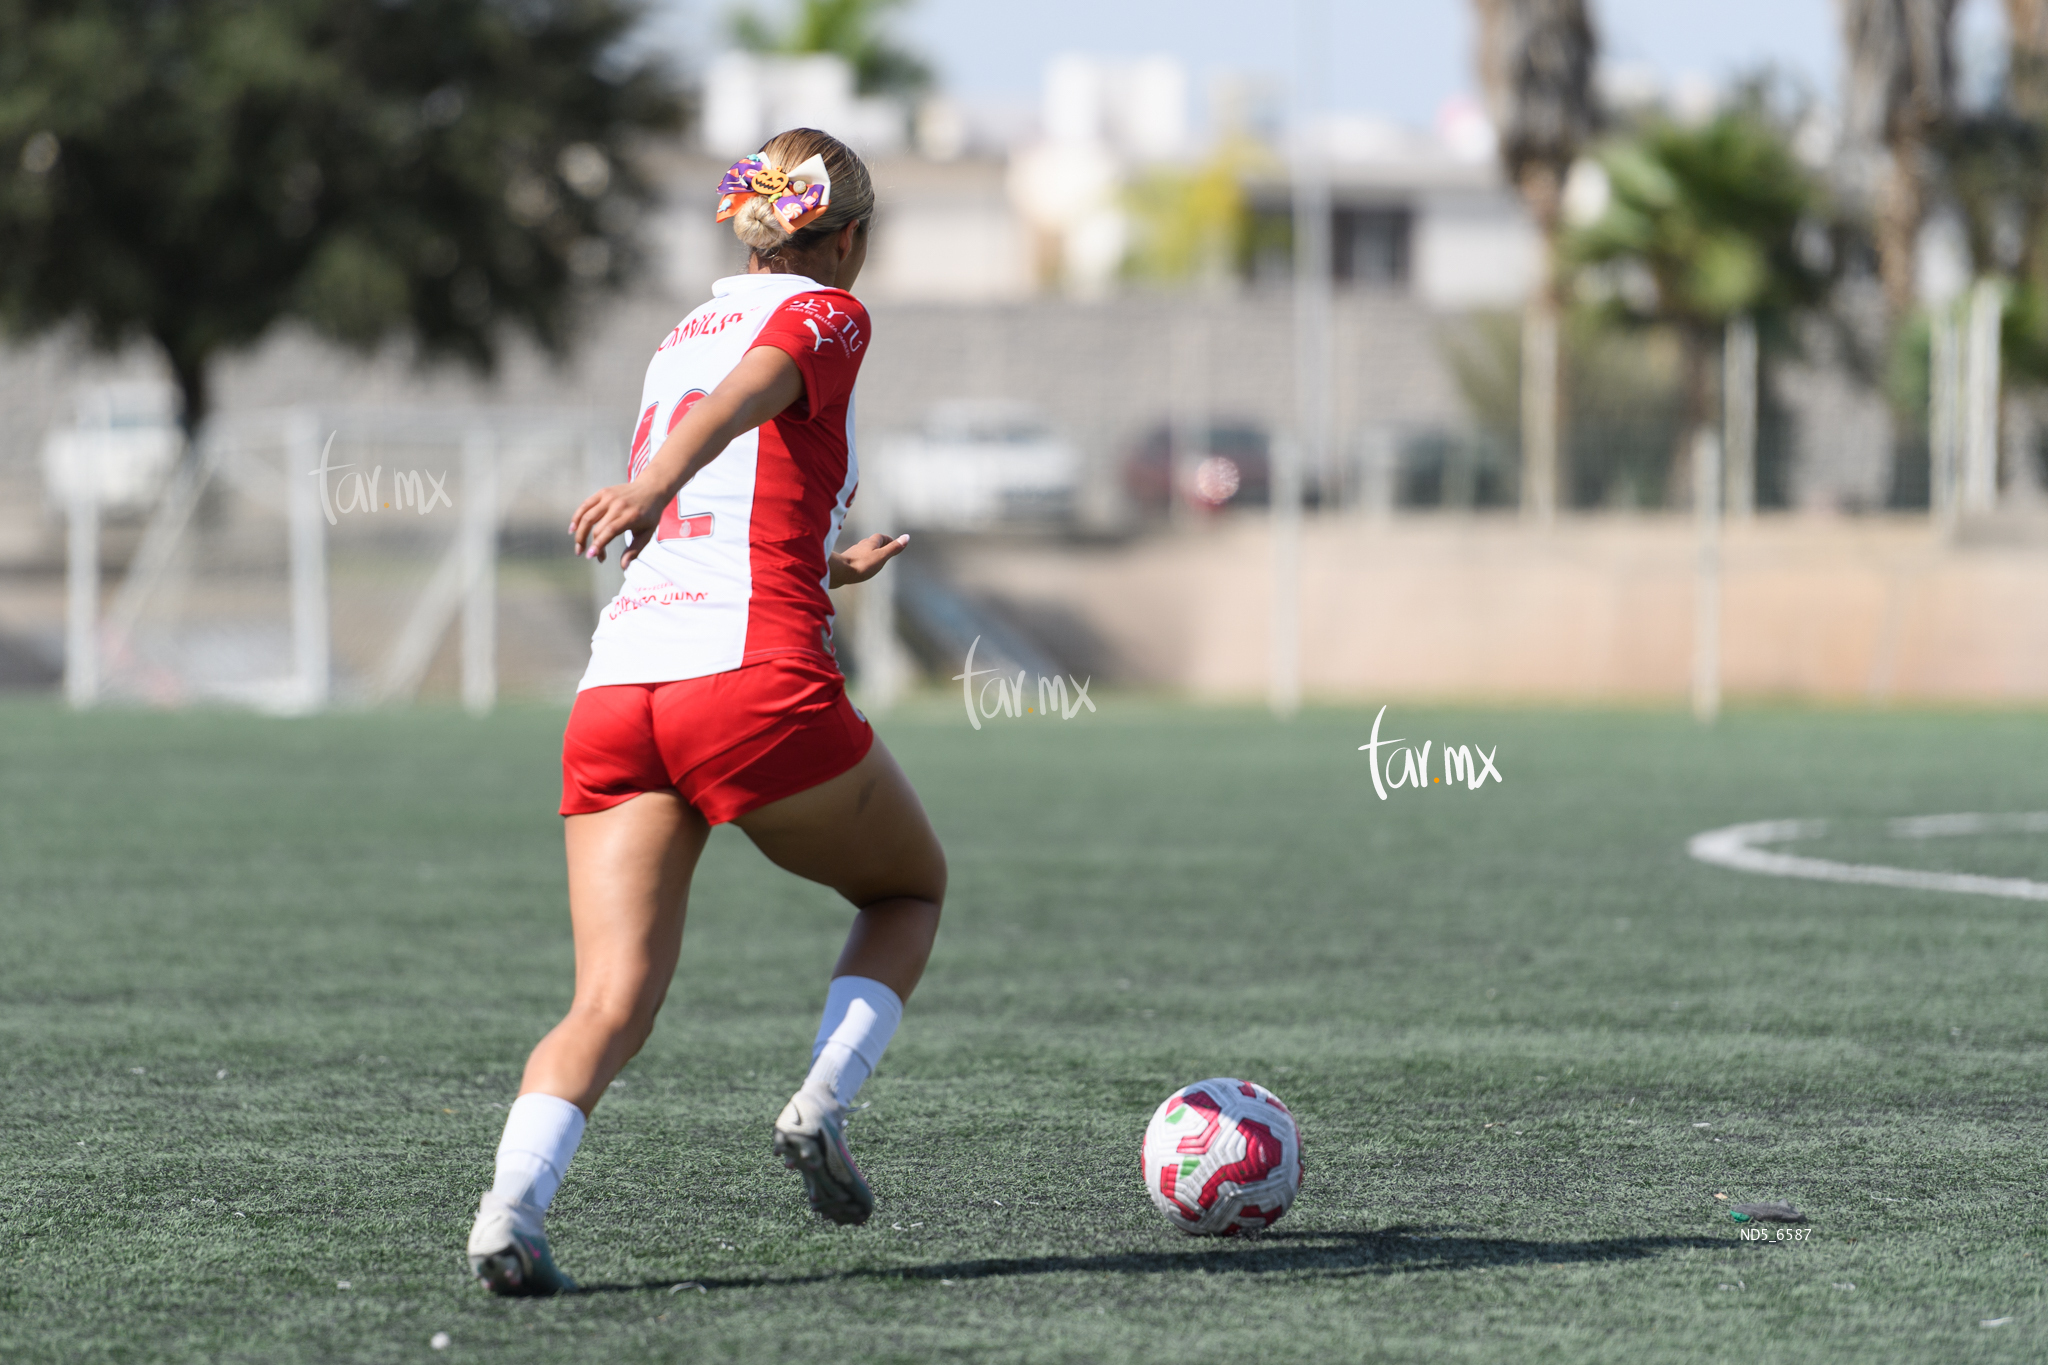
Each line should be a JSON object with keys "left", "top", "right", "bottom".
{"left": 570, "top": 346, "right": 803, "bottom": 567}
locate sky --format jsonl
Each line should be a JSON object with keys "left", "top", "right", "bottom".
{"left": 644, "top": 0, "right": 2011, "bottom": 130}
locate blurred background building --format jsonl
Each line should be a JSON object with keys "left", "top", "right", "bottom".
{"left": 4, "top": 0, "right": 2046, "bottom": 709}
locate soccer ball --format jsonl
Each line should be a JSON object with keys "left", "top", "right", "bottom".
{"left": 1141, "top": 1077, "right": 1302, "bottom": 1236}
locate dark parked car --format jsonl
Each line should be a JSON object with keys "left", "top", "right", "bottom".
{"left": 1123, "top": 421, "right": 1271, "bottom": 515}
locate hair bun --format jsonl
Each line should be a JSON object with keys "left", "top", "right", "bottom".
{"left": 722, "top": 128, "right": 874, "bottom": 264}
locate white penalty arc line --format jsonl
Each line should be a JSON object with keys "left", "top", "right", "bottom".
{"left": 1687, "top": 815, "right": 2048, "bottom": 903}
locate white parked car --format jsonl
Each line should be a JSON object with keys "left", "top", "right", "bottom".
{"left": 871, "top": 400, "right": 1081, "bottom": 530}
{"left": 42, "top": 382, "right": 183, "bottom": 514}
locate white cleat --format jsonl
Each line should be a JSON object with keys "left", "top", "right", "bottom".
{"left": 772, "top": 1089, "right": 874, "bottom": 1226}
{"left": 467, "top": 1193, "right": 577, "bottom": 1296}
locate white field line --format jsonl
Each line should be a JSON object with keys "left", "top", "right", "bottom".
{"left": 1687, "top": 816, "right": 2048, "bottom": 902}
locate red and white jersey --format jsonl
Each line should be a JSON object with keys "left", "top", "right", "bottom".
{"left": 579, "top": 272, "right": 870, "bottom": 690}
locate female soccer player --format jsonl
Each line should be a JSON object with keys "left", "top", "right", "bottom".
{"left": 465, "top": 128, "right": 946, "bottom": 1295}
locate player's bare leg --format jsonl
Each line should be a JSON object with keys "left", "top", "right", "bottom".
{"left": 470, "top": 791, "right": 708, "bottom": 1295}
{"left": 734, "top": 738, "right": 945, "bottom": 1224}
{"left": 526, "top": 791, "right": 709, "bottom": 1108}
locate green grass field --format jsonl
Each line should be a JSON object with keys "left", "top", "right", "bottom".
{"left": 2, "top": 698, "right": 2045, "bottom": 1363}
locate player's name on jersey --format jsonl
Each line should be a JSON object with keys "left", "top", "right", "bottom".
{"left": 308, "top": 433, "right": 453, "bottom": 526}
{"left": 1357, "top": 705, "right": 1501, "bottom": 800}
{"left": 656, "top": 309, "right": 748, "bottom": 352}
{"left": 951, "top": 635, "right": 1096, "bottom": 730}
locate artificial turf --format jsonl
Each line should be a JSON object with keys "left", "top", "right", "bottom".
{"left": 0, "top": 697, "right": 2043, "bottom": 1363}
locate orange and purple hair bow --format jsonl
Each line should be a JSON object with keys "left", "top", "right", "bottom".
{"left": 716, "top": 152, "right": 833, "bottom": 234}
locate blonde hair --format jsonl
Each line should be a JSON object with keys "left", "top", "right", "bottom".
{"left": 729, "top": 128, "right": 875, "bottom": 262}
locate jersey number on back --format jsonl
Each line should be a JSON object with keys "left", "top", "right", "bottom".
{"left": 654, "top": 390, "right": 710, "bottom": 542}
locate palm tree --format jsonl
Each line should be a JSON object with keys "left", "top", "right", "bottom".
{"left": 1998, "top": 3, "right": 2048, "bottom": 388}
{"left": 1473, "top": 0, "right": 1599, "bottom": 521}
{"left": 1938, "top": 0, "right": 2048, "bottom": 509}
{"left": 730, "top": 0, "right": 932, "bottom": 99}
{"left": 2009, "top": 0, "right": 2048, "bottom": 116}
{"left": 1569, "top": 104, "right": 1832, "bottom": 501}
{"left": 1839, "top": 0, "right": 1957, "bottom": 317}
{"left": 1981, "top": 0, "right": 2048, "bottom": 372}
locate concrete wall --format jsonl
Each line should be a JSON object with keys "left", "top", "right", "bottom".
{"left": 932, "top": 513, "right": 2048, "bottom": 704}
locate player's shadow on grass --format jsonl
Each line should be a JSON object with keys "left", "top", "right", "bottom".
{"left": 580, "top": 1224, "right": 1731, "bottom": 1295}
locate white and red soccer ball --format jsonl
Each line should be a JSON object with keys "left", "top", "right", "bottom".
{"left": 1141, "top": 1078, "right": 1302, "bottom": 1236}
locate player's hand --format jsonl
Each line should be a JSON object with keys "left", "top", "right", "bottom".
{"left": 829, "top": 532, "right": 910, "bottom": 587}
{"left": 570, "top": 481, "right": 668, "bottom": 568}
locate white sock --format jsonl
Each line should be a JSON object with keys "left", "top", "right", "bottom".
{"left": 489, "top": 1093, "right": 586, "bottom": 1213}
{"left": 801, "top": 976, "right": 903, "bottom": 1110}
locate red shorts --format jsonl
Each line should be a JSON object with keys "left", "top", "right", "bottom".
{"left": 560, "top": 654, "right": 874, "bottom": 824}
